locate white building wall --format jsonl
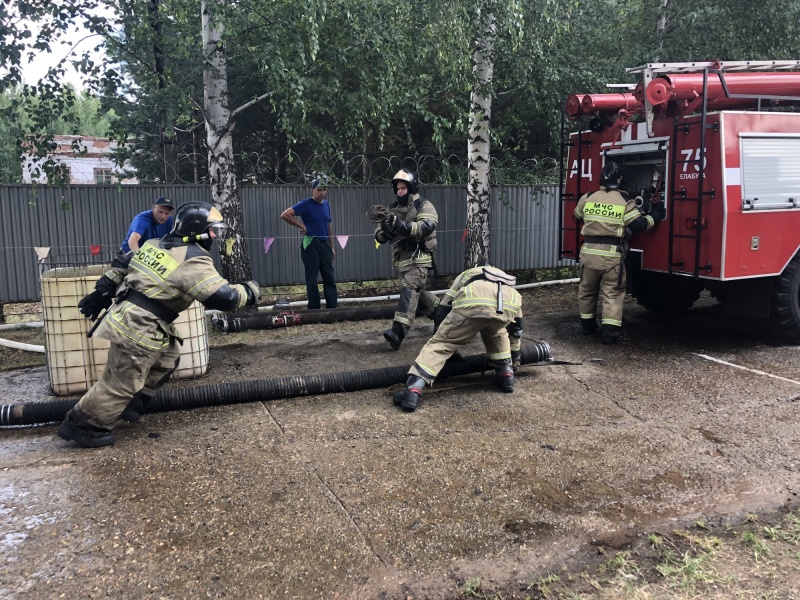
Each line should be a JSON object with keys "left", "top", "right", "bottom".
{"left": 22, "top": 135, "right": 139, "bottom": 184}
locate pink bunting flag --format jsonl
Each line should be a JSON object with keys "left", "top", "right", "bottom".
{"left": 90, "top": 244, "right": 101, "bottom": 256}
{"left": 336, "top": 235, "right": 349, "bottom": 249}
{"left": 461, "top": 228, "right": 468, "bottom": 243}
{"left": 263, "top": 237, "right": 275, "bottom": 254}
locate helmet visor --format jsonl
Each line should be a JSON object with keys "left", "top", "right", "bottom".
{"left": 208, "top": 222, "right": 229, "bottom": 237}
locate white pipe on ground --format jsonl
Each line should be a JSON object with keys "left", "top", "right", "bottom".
{"left": 0, "top": 337, "right": 45, "bottom": 353}
{"left": 211, "top": 276, "right": 580, "bottom": 314}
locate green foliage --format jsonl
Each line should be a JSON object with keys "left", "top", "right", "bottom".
{"left": 0, "top": 85, "right": 115, "bottom": 183}
{"left": 9, "top": 0, "right": 800, "bottom": 187}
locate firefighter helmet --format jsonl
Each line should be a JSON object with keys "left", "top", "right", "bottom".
{"left": 601, "top": 161, "right": 624, "bottom": 189}
{"left": 169, "top": 202, "right": 228, "bottom": 249}
{"left": 392, "top": 169, "right": 419, "bottom": 195}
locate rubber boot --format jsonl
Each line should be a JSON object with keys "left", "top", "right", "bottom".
{"left": 581, "top": 317, "right": 599, "bottom": 335}
{"left": 383, "top": 321, "right": 409, "bottom": 350}
{"left": 600, "top": 323, "right": 621, "bottom": 345}
{"left": 58, "top": 407, "right": 115, "bottom": 448}
{"left": 493, "top": 360, "right": 515, "bottom": 393}
{"left": 392, "top": 376, "right": 426, "bottom": 412}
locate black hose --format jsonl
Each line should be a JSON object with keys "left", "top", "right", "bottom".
{"left": 0, "top": 341, "right": 552, "bottom": 426}
{"left": 214, "top": 305, "right": 397, "bottom": 333}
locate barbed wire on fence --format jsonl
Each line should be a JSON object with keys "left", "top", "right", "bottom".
{"left": 171, "top": 151, "right": 561, "bottom": 186}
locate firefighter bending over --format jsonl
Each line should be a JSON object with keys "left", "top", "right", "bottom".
{"left": 58, "top": 202, "right": 262, "bottom": 448}
{"left": 574, "top": 161, "right": 664, "bottom": 344}
{"left": 392, "top": 265, "right": 523, "bottom": 412}
{"left": 374, "top": 169, "right": 440, "bottom": 350}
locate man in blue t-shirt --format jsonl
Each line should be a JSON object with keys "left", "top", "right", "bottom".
{"left": 280, "top": 179, "right": 338, "bottom": 309}
{"left": 120, "top": 196, "right": 175, "bottom": 253}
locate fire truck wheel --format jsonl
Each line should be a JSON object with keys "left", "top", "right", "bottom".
{"left": 632, "top": 271, "right": 702, "bottom": 313}
{"left": 769, "top": 255, "right": 800, "bottom": 342}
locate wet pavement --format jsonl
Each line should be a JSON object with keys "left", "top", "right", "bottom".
{"left": 2, "top": 293, "right": 800, "bottom": 598}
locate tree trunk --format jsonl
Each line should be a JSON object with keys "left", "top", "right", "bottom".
{"left": 464, "top": 3, "right": 496, "bottom": 269}
{"left": 148, "top": 0, "right": 178, "bottom": 183}
{"left": 201, "top": 0, "right": 252, "bottom": 282}
{"left": 656, "top": 0, "right": 669, "bottom": 60}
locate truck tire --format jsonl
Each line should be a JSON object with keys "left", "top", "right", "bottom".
{"left": 632, "top": 271, "right": 702, "bottom": 312}
{"left": 769, "top": 255, "right": 800, "bottom": 342}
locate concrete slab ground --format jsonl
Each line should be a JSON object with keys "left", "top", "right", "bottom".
{"left": 2, "top": 285, "right": 800, "bottom": 598}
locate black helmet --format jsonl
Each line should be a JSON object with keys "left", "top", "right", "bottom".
{"left": 601, "top": 161, "right": 624, "bottom": 189}
{"left": 167, "top": 201, "right": 227, "bottom": 250}
{"left": 392, "top": 169, "right": 419, "bottom": 195}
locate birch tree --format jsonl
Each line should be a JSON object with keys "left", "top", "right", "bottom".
{"left": 464, "top": 2, "right": 497, "bottom": 268}
{"left": 201, "top": 0, "right": 252, "bottom": 281}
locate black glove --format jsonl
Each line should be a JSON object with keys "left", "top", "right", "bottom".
{"left": 432, "top": 303, "right": 452, "bottom": 333}
{"left": 380, "top": 213, "right": 398, "bottom": 234}
{"left": 649, "top": 201, "right": 666, "bottom": 224}
{"left": 78, "top": 275, "right": 117, "bottom": 321}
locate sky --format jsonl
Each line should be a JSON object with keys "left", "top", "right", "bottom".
{"left": 20, "top": 9, "right": 112, "bottom": 91}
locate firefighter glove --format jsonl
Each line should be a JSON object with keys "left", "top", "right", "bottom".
{"left": 649, "top": 201, "right": 666, "bottom": 224}
{"left": 243, "top": 280, "right": 262, "bottom": 305}
{"left": 432, "top": 303, "right": 452, "bottom": 332}
{"left": 380, "top": 213, "right": 398, "bottom": 234}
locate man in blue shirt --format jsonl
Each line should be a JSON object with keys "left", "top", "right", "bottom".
{"left": 280, "top": 179, "right": 338, "bottom": 309}
{"left": 120, "top": 196, "right": 175, "bottom": 253}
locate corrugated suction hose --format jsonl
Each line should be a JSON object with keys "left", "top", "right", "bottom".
{"left": 215, "top": 305, "right": 397, "bottom": 333}
{"left": 0, "top": 341, "right": 552, "bottom": 426}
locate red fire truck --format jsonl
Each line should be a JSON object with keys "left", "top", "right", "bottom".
{"left": 560, "top": 60, "right": 800, "bottom": 341}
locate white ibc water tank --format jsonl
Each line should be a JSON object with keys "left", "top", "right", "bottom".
{"left": 41, "top": 266, "right": 209, "bottom": 396}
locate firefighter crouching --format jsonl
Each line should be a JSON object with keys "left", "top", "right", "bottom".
{"left": 574, "top": 161, "right": 664, "bottom": 344}
{"left": 393, "top": 265, "right": 523, "bottom": 412}
{"left": 58, "top": 202, "right": 261, "bottom": 448}
{"left": 374, "top": 169, "right": 440, "bottom": 350}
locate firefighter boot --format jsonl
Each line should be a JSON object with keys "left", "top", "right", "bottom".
{"left": 493, "top": 359, "right": 515, "bottom": 393}
{"left": 58, "top": 407, "right": 115, "bottom": 448}
{"left": 581, "top": 317, "right": 599, "bottom": 335}
{"left": 392, "top": 376, "right": 426, "bottom": 412}
{"left": 383, "top": 321, "right": 409, "bottom": 350}
{"left": 601, "top": 324, "right": 621, "bottom": 345}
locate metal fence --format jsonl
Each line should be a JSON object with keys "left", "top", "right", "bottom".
{"left": 0, "top": 183, "right": 568, "bottom": 304}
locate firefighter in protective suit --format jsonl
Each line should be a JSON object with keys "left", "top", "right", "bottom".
{"left": 392, "top": 265, "right": 523, "bottom": 412}
{"left": 375, "top": 169, "right": 440, "bottom": 349}
{"left": 58, "top": 202, "right": 262, "bottom": 448}
{"left": 574, "top": 161, "right": 664, "bottom": 344}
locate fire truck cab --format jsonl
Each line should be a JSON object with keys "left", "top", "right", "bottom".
{"left": 560, "top": 60, "right": 800, "bottom": 341}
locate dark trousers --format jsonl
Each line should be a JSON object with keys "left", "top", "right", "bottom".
{"left": 301, "top": 239, "right": 337, "bottom": 309}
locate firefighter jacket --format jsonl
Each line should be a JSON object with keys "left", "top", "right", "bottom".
{"left": 95, "top": 240, "right": 251, "bottom": 351}
{"left": 574, "top": 187, "right": 655, "bottom": 259}
{"left": 442, "top": 266, "right": 523, "bottom": 323}
{"left": 374, "top": 194, "right": 438, "bottom": 271}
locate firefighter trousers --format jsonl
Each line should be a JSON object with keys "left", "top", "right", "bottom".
{"left": 394, "top": 266, "right": 439, "bottom": 326}
{"left": 409, "top": 311, "right": 511, "bottom": 385}
{"left": 76, "top": 337, "right": 182, "bottom": 429}
{"left": 577, "top": 253, "right": 625, "bottom": 329}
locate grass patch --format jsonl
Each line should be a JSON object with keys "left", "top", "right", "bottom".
{"left": 452, "top": 506, "right": 800, "bottom": 599}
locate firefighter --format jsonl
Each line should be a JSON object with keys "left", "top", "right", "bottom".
{"left": 574, "top": 161, "right": 664, "bottom": 344}
{"left": 392, "top": 264, "right": 523, "bottom": 412}
{"left": 375, "top": 169, "right": 440, "bottom": 350}
{"left": 58, "top": 201, "right": 262, "bottom": 448}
